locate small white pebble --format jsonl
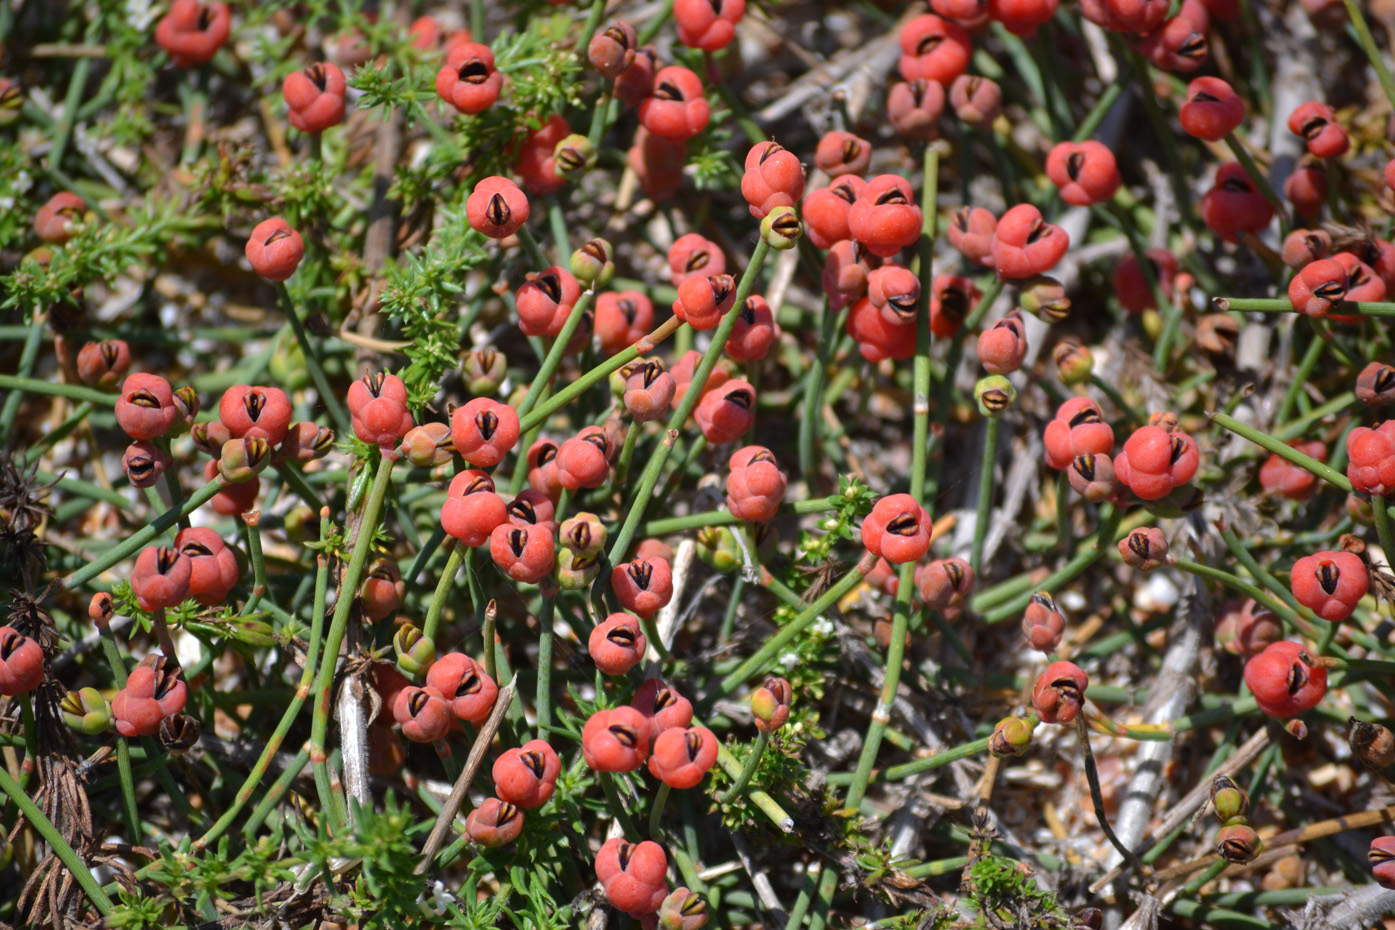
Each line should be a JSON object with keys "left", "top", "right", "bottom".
{"left": 1136, "top": 572, "right": 1180, "bottom": 612}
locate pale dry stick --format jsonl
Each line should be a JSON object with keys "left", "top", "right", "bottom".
{"left": 338, "top": 666, "right": 376, "bottom": 816}
{"left": 1088, "top": 727, "right": 1272, "bottom": 894}
{"left": 645, "top": 538, "right": 695, "bottom": 673}
{"left": 753, "top": 11, "right": 910, "bottom": 124}
{"left": 730, "top": 830, "right": 788, "bottom": 928}
{"left": 1301, "top": 885, "right": 1395, "bottom": 930}
{"left": 1103, "top": 517, "right": 1208, "bottom": 886}
{"left": 415, "top": 674, "right": 518, "bottom": 875}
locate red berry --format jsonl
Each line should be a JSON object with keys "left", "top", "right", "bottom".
{"left": 1113, "top": 249, "right": 1178, "bottom": 314}
{"left": 34, "top": 192, "right": 85, "bottom": 244}
{"left": 887, "top": 79, "right": 947, "bottom": 140}
{"left": 741, "top": 140, "right": 805, "bottom": 219}
{"left": 1259, "top": 440, "right": 1325, "bottom": 501}
{"left": 361, "top": 558, "right": 405, "bottom": 622}
{"left": 1243, "top": 641, "right": 1327, "bottom": 717}
{"left": 154, "top": 0, "right": 232, "bottom": 67}
{"left": 175, "top": 527, "right": 240, "bottom": 606}
{"left": 1067, "top": 453, "right": 1118, "bottom": 502}
{"left": 1042, "top": 397, "right": 1114, "bottom": 471}
{"left": 0, "top": 626, "right": 43, "bottom": 696}
{"left": 517, "top": 266, "right": 582, "bottom": 338}
{"left": 867, "top": 265, "right": 920, "bottom": 326}
{"left": 916, "top": 557, "right": 974, "bottom": 616}
{"left": 638, "top": 66, "right": 710, "bottom": 141}
{"left": 115, "top": 373, "right": 178, "bottom": 441}
{"left": 726, "top": 296, "right": 779, "bottom": 362}
{"left": 1345, "top": 421, "right": 1395, "bottom": 496}
{"left": 1140, "top": 13, "right": 1209, "bottom": 72}
{"left": 930, "top": 274, "right": 979, "bottom": 338}
{"left": 1031, "top": 661, "right": 1088, "bottom": 724}
{"left": 977, "top": 310, "right": 1028, "bottom": 374}
{"left": 1357, "top": 362, "right": 1395, "bottom": 407}
{"left": 596, "top": 291, "right": 655, "bottom": 356}
{"left": 1283, "top": 159, "right": 1327, "bottom": 221}
{"left": 694, "top": 379, "right": 757, "bottom": 444}
{"left": 426, "top": 652, "right": 499, "bottom": 724}
{"left": 527, "top": 439, "right": 564, "bottom": 501}
{"left": 590, "top": 613, "right": 648, "bottom": 675}
{"left": 467, "top": 176, "right": 530, "bottom": 239}
{"left": 489, "top": 524, "right": 557, "bottom": 584}
{"left": 245, "top": 217, "right": 305, "bottom": 282}
{"left": 862, "top": 493, "right": 933, "bottom": 564}
{"left": 76, "top": 339, "right": 131, "bottom": 390}
{"left": 596, "top": 837, "right": 669, "bottom": 916}
{"left": 628, "top": 126, "right": 688, "bottom": 201}
{"left": 465, "top": 797, "right": 525, "bottom": 847}
{"left": 1113, "top": 424, "right": 1200, "bottom": 500}
{"left": 991, "top": 204, "right": 1068, "bottom": 279}
{"left": 582, "top": 706, "right": 651, "bottom": 772}
{"left": 822, "top": 240, "right": 876, "bottom": 311}
{"left": 674, "top": 0, "right": 745, "bottom": 51}
{"left": 631, "top": 678, "right": 694, "bottom": 745}
{"left": 946, "top": 206, "right": 996, "bottom": 266}
{"left": 1044, "top": 140, "right": 1121, "bottom": 206}
{"left": 1288, "top": 101, "right": 1349, "bottom": 159}
{"left": 1372, "top": 837, "right": 1395, "bottom": 889}
{"left": 949, "top": 74, "right": 1002, "bottom": 128}
{"left": 131, "top": 545, "right": 192, "bottom": 611}
{"left": 1022, "top": 592, "right": 1065, "bottom": 652}
{"left": 441, "top": 470, "right": 508, "bottom": 547}
{"left": 1201, "top": 162, "right": 1274, "bottom": 243}
{"left": 1178, "top": 76, "right": 1244, "bottom": 141}
{"left": 450, "top": 398, "right": 520, "bottom": 468}
{"left": 898, "top": 14, "right": 972, "bottom": 85}
{"left": 647, "top": 726, "right": 718, "bottom": 789}
{"left": 611, "top": 558, "right": 674, "bottom": 619}
{"left": 803, "top": 176, "right": 865, "bottom": 250}
{"left": 283, "top": 62, "right": 347, "bottom": 134}
{"left": 614, "top": 45, "right": 659, "bottom": 108}
{"left": 988, "top": 0, "right": 1060, "bottom": 35}
{"left": 1290, "top": 550, "right": 1368, "bottom": 622}
{"left": 219, "top": 384, "right": 293, "bottom": 445}
{"left": 556, "top": 426, "right": 613, "bottom": 490}
{"left": 516, "top": 115, "right": 571, "bottom": 195}
{"left": 846, "top": 295, "right": 915, "bottom": 362}
{"left": 624, "top": 361, "right": 677, "bottom": 422}
{"left": 725, "top": 446, "right": 787, "bottom": 522}
{"left": 435, "top": 42, "right": 502, "bottom": 114}
{"left": 588, "top": 21, "right": 638, "bottom": 77}
{"left": 848, "top": 175, "right": 923, "bottom": 258}
{"left": 113, "top": 656, "right": 187, "bottom": 736}
{"left": 668, "top": 233, "right": 726, "bottom": 286}
{"left": 673, "top": 273, "right": 737, "bottom": 331}
{"left": 814, "top": 130, "right": 872, "bottom": 177}
{"left": 393, "top": 685, "right": 452, "bottom": 742}
{"left": 493, "top": 739, "right": 562, "bottom": 809}
{"left": 123, "top": 440, "right": 171, "bottom": 489}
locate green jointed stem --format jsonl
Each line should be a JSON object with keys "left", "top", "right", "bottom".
{"left": 1218, "top": 296, "right": 1395, "bottom": 317}
{"left": 198, "top": 521, "right": 330, "bottom": 849}
{"left": 981, "top": 505, "right": 1127, "bottom": 623}
{"left": 0, "top": 373, "right": 112, "bottom": 405}
{"left": 596, "top": 239, "right": 771, "bottom": 603}
{"left": 1277, "top": 334, "right": 1325, "bottom": 425}
{"left": 61, "top": 478, "right": 224, "bottom": 591}
{"left": 1341, "top": 0, "right": 1395, "bottom": 114}
{"left": 310, "top": 453, "right": 396, "bottom": 832}
{"left": 799, "top": 300, "right": 841, "bottom": 482}
{"left": 648, "top": 782, "right": 671, "bottom": 839}
{"left": 1211, "top": 410, "right": 1355, "bottom": 493}
{"left": 275, "top": 283, "right": 350, "bottom": 435}
{"left": 535, "top": 596, "right": 557, "bottom": 737}
{"left": 713, "top": 559, "right": 868, "bottom": 701}
{"left": 1223, "top": 134, "right": 1286, "bottom": 222}
{"left": 642, "top": 496, "right": 838, "bottom": 535}
{"left": 720, "top": 730, "right": 770, "bottom": 803}
{"left": 519, "top": 316, "right": 684, "bottom": 434}
{"left": 516, "top": 291, "right": 596, "bottom": 420}
{"left": 244, "top": 747, "right": 311, "bottom": 838}
{"left": 422, "top": 541, "right": 465, "bottom": 644}
{"left": 515, "top": 225, "right": 551, "bottom": 272}
{"left": 0, "top": 313, "right": 47, "bottom": 447}
{"left": 240, "top": 517, "right": 267, "bottom": 618}
{"left": 97, "top": 624, "right": 141, "bottom": 840}
{"left": 970, "top": 417, "right": 1000, "bottom": 575}
{"left": 23, "top": 400, "right": 93, "bottom": 465}
{"left": 0, "top": 765, "right": 112, "bottom": 915}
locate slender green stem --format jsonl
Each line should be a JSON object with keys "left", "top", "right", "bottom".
{"left": 799, "top": 300, "right": 841, "bottom": 483}
{"left": 243, "top": 747, "right": 310, "bottom": 838}
{"left": 536, "top": 596, "right": 556, "bottom": 738}
{"left": 600, "top": 773, "right": 641, "bottom": 841}
{"left": 1341, "top": 0, "right": 1395, "bottom": 113}
{"left": 198, "top": 522, "right": 330, "bottom": 848}
{"left": 47, "top": 52, "right": 92, "bottom": 169}
{"left": 96, "top": 624, "right": 141, "bottom": 839}
{"left": 643, "top": 497, "right": 838, "bottom": 535}
{"left": 1277, "top": 333, "right": 1325, "bottom": 425}
{"left": 61, "top": 478, "right": 224, "bottom": 591}
{"left": 0, "top": 373, "right": 111, "bottom": 405}
{"left": 613, "top": 421, "right": 641, "bottom": 490}
{"left": 240, "top": 516, "right": 267, "bottom": 618}
{"left": 1089, "top": 373, "right": 1145, "bottom": 425}
{"left": 595, "top": 240, "right": 770, "bottom": 607}
{"left": 275, "top": 464, "right": 326, "bottom": 514}
{"left": 516, "top": 225, "right": 551, "bottom": 271}
{"left": 516, "top": 292, "right": 595, "bottom": 420}
{"left": 0, "top": 313, "right": 47, "bottom": 447}
{"left": 481, "top": 598, "right": 497, "bottom": 681}
{"left": 712, "top": 561, "right": 869, "bottom": 701}
{"left": 1212, "top": 410, "right": 1353, "bottom": 492}
{"left": 912, "top": 144, "right": 939, "bottom": 505}
{"left": 275, "top": 283, "right": 350, "bottom": 435}
{"left": 1217, "top": 296, "right": 1395, "bottom": 317}
{"left": 721, "top": 730, "right": 770, "bottom": 802}
{"left": 422, "top": 541, "right": 465, "bottom": 644}
{"left": 0, "top": 765, "right": 112, "bottom": 914}
{"left": 1376, "top": 495, "right": 1395, "bottom": 566}
{"left": 1073, "top": 82, "right": 1123, "bottom": 142}
{"left": 1223, "top": 134, "right": 1287, "bottom": 223}
{"left": 981, "top": 505, "right": 1126, "bottom": 623}
{"left": 520, "top": 317, "right": 683, "bottom": 434}
{"left": 23, "top": 400, "right": 94, "bottom": 465}
{"left": 970, "top": 418, "right": 1000, "bottom": 575}
{"left": 1274, "top": 392, "right": 1355, "bottom": 442}
{"left": 310, "top": 453, "right": 396, "bottom": 832}
{"left": 470, "top": 0, "right": 484, "bottom": 41}
{"left": 648, "top": 782, "right": 671, "bottom": 838}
